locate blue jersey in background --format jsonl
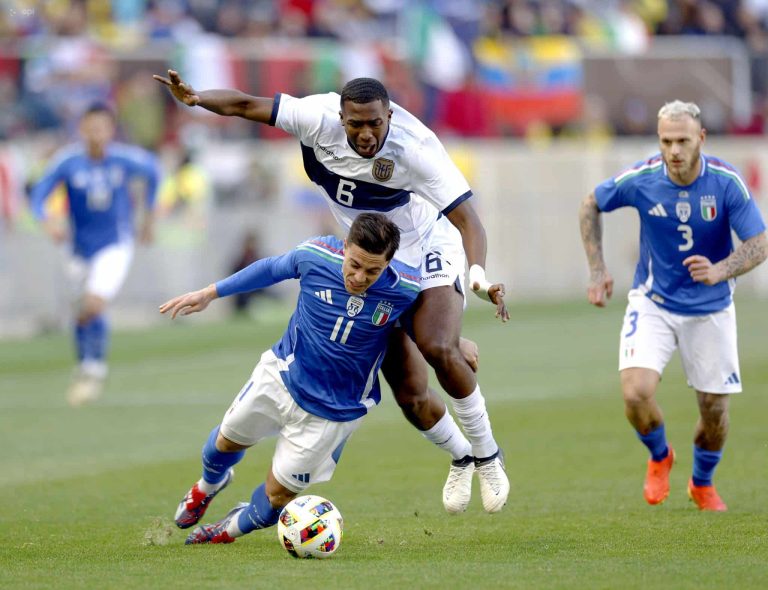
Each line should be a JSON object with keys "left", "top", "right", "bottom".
{"left": 595, "top": 154, "right": 766, "bottom": 314}
{"left": 29, "top": 142, "right": 160, "bottom": 258}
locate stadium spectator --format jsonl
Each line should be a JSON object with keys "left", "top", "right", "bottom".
{"left": 578, "top": 100, "right": 768, "bottom": 511}
{"left": 154, "top": 70, "right": 510, "bottom": 514}
{"left": 28, "top": 103, "right": 161, "bottom": 406}
{"left": 160, "top": 213, "right": 420, "bottom": 544}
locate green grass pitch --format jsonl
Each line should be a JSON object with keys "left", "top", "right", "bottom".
{"left": 1, "top": 299, "right": 767, "bottom": 589}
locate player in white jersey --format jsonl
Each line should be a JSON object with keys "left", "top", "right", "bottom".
{"left": 579, "top": 100, "right": 768, "bottom": 511}
{"left": 155, "top": 71, "right": 510, "bottom": 514}
{"left": 29, "top": 104, "right": 160, "bottom": 406}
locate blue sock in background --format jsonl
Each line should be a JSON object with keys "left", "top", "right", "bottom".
{"left": 692, "top": 445, "right": 723, "bottom": 487}
{"left": 636, "top": 424, "right": 669, "bottom": 461}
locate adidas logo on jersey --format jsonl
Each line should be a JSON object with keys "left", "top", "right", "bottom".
{"left": 291, "top": 473, "right": 311, "bottom": 483}
{"left": 648, "top": 204, "right": 668, "bottom": 217}
{"left": 315, "top": 289, "right": 333, "bottom": 304}
{"left": 724, "top": 372, "right": 740, "bottom": 385}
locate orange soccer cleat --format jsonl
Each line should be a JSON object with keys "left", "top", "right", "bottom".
{"left": 687, "top": 479, "right": 728, "bottom": 512}
{"left": 643, "top": 447, "right": 675, "bottom": 505}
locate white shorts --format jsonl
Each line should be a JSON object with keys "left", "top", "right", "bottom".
{"left": 618, "top": 289, "right": 741, "bottom": 394}
{"left": 67, "top": 242, "right": 134, "bottom": 301}
{"left": 220, "top": 350, "right": 363, "bottom": 493}
{"left": 420, "top": 216, "right": 466, "bottom": 299}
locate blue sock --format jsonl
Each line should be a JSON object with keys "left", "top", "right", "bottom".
{"left": 201, "top": 426, "right": 245, "bottom": 484}
{"left": 692, "top": 445, "right": 723, "bottom": 487}
{"left": 237, "top": 483, "right": 281, "bottom": 534}
{"left": 75, "top": 324, "right": 87, "bottom": 361}
{"left": 87, "top": 315, "right": 109, "bottom": 361}
{"left": 636, "top": 424, "right": 669, "bottom": 461}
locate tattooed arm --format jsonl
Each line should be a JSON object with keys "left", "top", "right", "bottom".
{"left": 579, "top": 192, "right": 614, "bottom": 307}
{"left": 684, "top": 231, "right": 768, "bottom": 285}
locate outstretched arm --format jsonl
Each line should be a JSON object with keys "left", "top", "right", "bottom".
{"left": 159, "top": 251, "right": 299, "bottom": 319}
{"left": 684, "top": 231, "right": 768, "bottom": 285}
{"left": 446, "top": 200, "right": 509, "bottom": 322}
{"left": 159, "top": 284, "right": 218, "bottom": 319}
{"left": 153, "top": 69, "right": 274, "bottom": 122}
{"left": 579, "top": 192, "right": 614, "bottom": 307}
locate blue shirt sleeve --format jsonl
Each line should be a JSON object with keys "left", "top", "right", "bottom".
{"left": 725, "top": 182, "right": 766, "bottom": 242}
{"left": 594, "top": 176, "right": 634, "bottom": 213}
{"left": 124, "top": 148, "right": 161, "bottom": 210}
{"left": 216, "top": 250, "right": 300, "bottom": 297}
{"left": 29, "top": 157, "right": 69, "bottom": 220}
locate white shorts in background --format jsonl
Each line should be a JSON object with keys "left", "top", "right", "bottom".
{"left": 67, "top": 241, "right": 134, "bottom": 301}
{"left": 420, "top": 216, "right": 466, "bottom": 302}
{"left": 618, "top": 289, "right": 741, "bottom": 394}
{"left": 220, "top": 350, "right": 363, "bottom": 493}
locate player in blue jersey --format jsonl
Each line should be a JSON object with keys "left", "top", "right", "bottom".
{"left": 154, "top": 71, "right": 510, "bottom": 514}
{"left": 160, "top": 213, "right": 420, "bottom": 544}
{"left": 579, "top": 100, "right": 768, "bottom": 511}
{"left": 29, "top": 103, "right": 161, "bottom": 406}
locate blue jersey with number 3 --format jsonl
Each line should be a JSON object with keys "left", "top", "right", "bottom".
{"left": 595, "top": 154, "right": 765, "bottom": 315}
{"left": 216, "top": 236, "right": 420, "bottom": 421}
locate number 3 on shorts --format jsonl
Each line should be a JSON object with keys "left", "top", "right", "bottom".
{"left": 624, "top": 310, "right": 639, "bottom": 337}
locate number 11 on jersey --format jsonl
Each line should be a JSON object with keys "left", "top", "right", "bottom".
{"left": 330, "top": 316, "right": 354, "bottom": 344}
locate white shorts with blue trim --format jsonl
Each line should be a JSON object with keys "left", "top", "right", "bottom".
{"left": 220, "top": 350, "right": 363, "bottom": 493}
{"left": 420, "top": 215, "right": 466, "bottom": 301}
{"left": 618, "top": 289, "right": 741, "bottom": 394}
{"left": 67, "top": 241, "right": 134, "bottom": 301}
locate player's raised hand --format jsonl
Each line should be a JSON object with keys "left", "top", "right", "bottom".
{"left": 159, "top": 284, "right": 218, "bottom": 319}
{"left": 489, "top": 283, "right": 509, "bottom": 322}
{"left": 683, "top": 254, "right": 721, "bottom": 285}
{"left": 153, "top": 70, "right": 200, "bottom": 106}
{"left": 587, "top": 268, "right": 613, "bottom": 307}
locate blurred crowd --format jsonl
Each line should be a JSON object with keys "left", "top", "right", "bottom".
{"left": 0, "top": 0, "right": 766, "bottom": 146}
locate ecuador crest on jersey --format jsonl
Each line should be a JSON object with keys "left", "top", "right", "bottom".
{"left": 371, "top": 301, "right": 393, "bottom": 326}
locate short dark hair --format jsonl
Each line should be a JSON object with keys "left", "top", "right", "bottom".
{"left": 348, "top": 212, "right": 400, "bottom": 261}
{"left": 82, "top": 102, "right": 115, "bottom": 119}
{"left": 340, "top": 78, "right": 389, "bottom": 108}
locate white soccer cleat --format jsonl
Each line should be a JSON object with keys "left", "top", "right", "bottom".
{"left": 442, "top": 456, "right": 474, "bottom": 514}
{"left": 66, "top": 375, "right": 104, "bottom": 407}
{"left": 475, "top": 451, "right": 510, "bottom": 514}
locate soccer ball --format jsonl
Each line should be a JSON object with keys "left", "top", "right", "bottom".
{"left": 277, "top": 495, "right": 343, "bottom": 559}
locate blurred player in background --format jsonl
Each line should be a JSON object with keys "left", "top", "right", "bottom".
{"left": 161, "top": 213, "right": 420, "bottom": 544}
{"left": 155, "top": 70, "right": 510, "bottom": 514}
{"left": 579, "top": 100, "right": 768, "bottom": 511}
{"left": 29, "top": 103, "right": 161, "bottom": 406}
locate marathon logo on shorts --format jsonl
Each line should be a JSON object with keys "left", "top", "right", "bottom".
{"left": 700, "top": 195, "right": 717, "bottom": 221}
{"left": 676, "top": 202, "right": 691, "bottom": 223}
{"left": 371, "top": 301, "right": 393, "bottom": 326}
{"left": 372, "top": 157, "right": 395, "bottom": 182}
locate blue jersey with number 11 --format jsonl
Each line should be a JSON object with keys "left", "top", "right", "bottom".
{"left": 216, "top": 236, "right": 420, "bottom": 422}
{"left": 595, "top": 153, "right": 765, "bottom": 315}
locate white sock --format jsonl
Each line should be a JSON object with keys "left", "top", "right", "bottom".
{"left": 225, "top": 513, "right": 245, "bottom": 538}
{"left": 421, "top": 410, "right": 473, "bottom": 461}
{"left": 450, "top": 385, "right": 499, "bottom": 460}
{"left": 197, "top": 477, "right": 224, "bottom": 495}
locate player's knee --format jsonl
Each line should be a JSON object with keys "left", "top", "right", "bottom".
{"left": 417, "top": 336, "right": 459, "bottom": 371}
{"left": 392, "top": 381, "right": 428, "bottom": 413}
